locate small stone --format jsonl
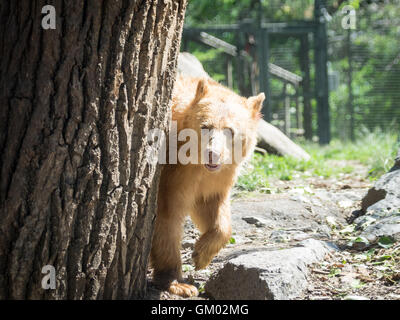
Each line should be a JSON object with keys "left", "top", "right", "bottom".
{"left": 269, "top": 230, "right": 290, "bottom": 243}
{"left": 351, "top": 240, "right": 369, "bottom": 251}
{"left": 344, "top": 295, "right": 370, "bottom": 300}
{"left": 316, "top": 225, "right": 331, "bottom": 238}
{"left": 242, "top": 216, "right": 267, "bottom": 227}
{"left": 347, "top": 209, "right": 363, "bottom": 224}
{"left": 360, "top": 214, "right": 400, "bottom": 242}
{"left": 182, "top": 238, "right": 196, "bottom": 249}
{"left": 338, "top": 199, "right": 354, "bottom": 209}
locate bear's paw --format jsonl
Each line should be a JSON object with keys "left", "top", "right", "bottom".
{"left": 168, "top": 281, "right": 199, "bottom": 297}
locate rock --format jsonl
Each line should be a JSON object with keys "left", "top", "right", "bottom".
{"left": 315, "top": 189, "right": 364, "bottom": 206}
{"left": 326, "top": 216, "right": 338, "bottom": 228}
{"left": 269, "top": 230, "right": 310, "bottom": 243}
{"left": 177, "top": 52, "right": 311, "bottom": 161}
{"left": 355, "top": 155, "right": 400, "bottom": 242}
{"left": 269, "top": 230, "right": 291, "bottom": 243}
{"left": 361, "top": 165, "right": 400, "bottom": 214}
{"left": 364, "top": 194, "right": 400, "bottom": 216}
{"left": 310, "top": 296, "right": 331, "bottom": 300}
{"left": 205, "top": 239, "right": 332, "bottom": 300}
{"left": 354, "top": 156, "right": 400, "bottom": 242}
{"left": 182, "top": 238, "right": 196, "bottom": 249}
{"left": 315, "top": 225, "right": 332, "bottom": 239}
{"left": 354, "top": 215, "right": 378, "bottom": 230}
{"left": 344, "top": 295, "right": 370, "bottom": 300}
{"left": 338, "top": 199, "right": 354, "bottom": 209}
{"left": 242, "top": 216, "right": 267, "bottom": 228}
{"left": 256, "top": 119, "right": 310, "bottom": 160}
{"left": 350, "top": 237, "right": 370, "bottom": 251}
{"left": 360, "top": 214, "right": 400, "bottom": 243}
{"left": 347, "top": 209, "right": 364, "bottom": 224}
{"left": 231, "top": 196, "right": 345, "bottom": 235}
{"left": 177, "top": 52, "right": 210, "bottom": 78}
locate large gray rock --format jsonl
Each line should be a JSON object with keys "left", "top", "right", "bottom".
{"left": 355, "top": 153, "right": 400, "bottom": 242}
{"left": 230, "top": 195, "right": 345, "bottom": 235}
{"left": 360, "top": 214, "right": 400, "bottom": 242}
{"left": 205, "top": 239, "right": 333, "bottom": 300}
{"left": 361, "top": 162, "right": 400, "bottom": 214}
{"left": 176, "top": 52, "right": 310, "bottom": 161}
{"left": 177, "top": 52, "right": 210, "bottom": 78}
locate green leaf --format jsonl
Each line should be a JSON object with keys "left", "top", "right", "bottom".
{"left": 229, "top": 237, "right": 236, "bottom": 244}
{"left": 198, "top": 282, "right": 205, "bottom": 293}
{"left": 182, "top": 264, "right": 194, "bottom": 272}
{"left": 378, "top": 236, "right": 395, "bottom": 249}
{"left": 378, "top": 255, "right": 392, "bottom": 261}
{"left": 354, "top": 236, "right": 369, "bottom": 244}
{"left": 329, "top": 267, "right": 341, "bottom": 277}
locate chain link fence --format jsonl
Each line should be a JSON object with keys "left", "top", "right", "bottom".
{"left": 327, "top": 1, "right": 400, "bottom": 140}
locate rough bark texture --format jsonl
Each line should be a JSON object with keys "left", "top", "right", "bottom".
{"left": 0, "top": 0, "right": 187, "bottom": 299}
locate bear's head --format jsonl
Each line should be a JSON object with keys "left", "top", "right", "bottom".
{"left": 180, "top": 78, "right": 265, "bottom": 173}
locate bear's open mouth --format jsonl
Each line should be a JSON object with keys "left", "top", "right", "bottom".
{"left": 204, "top": 163, "right": 221, "bottom": 171}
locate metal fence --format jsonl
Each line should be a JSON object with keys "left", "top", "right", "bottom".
{"left": 327, "top": 2, "right": 400, "bottom": 140}
{"left": 183, "top": 0, "right": 400, "bottom": 142}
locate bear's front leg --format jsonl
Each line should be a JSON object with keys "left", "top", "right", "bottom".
{"left": 191, "top": 195, "right": 232, "bottom": 270}
{"left": 150, "top": 206, "right": 198, "bottom": 297}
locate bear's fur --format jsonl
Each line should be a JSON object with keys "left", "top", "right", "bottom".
{"left": 150, "top": 75, "right": 264, "bottom": 297}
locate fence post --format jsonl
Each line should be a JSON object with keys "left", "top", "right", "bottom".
{"left": 314, "top": 0, "right": 331, "bottom": 144}
{"left": 283, "top": 82, "right": 291, "bottom": 137}
{"left": 347, "top": 29, "right": 355, "bottom": 141}
{"left": 300, "top": 34, "right": 313, "bottom": 140}
{"left": 257, "top": 29, "right": 271, "bottom": 122}
{"left": 226, "top": 57, "right": 233, "bottom": 89}
{"left": 235, "top": 29, "right": 244, "bottom": 94}
{"left": 295, "top": 87, "right": 301, "bottom": 133}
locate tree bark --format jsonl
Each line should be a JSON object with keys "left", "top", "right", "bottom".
{"left": 0, "top": 0, "right": 187, "bottom": 299}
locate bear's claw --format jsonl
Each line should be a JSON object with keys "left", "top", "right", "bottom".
{"left": 168, "top": 281, "right": 199, "bottom": 297}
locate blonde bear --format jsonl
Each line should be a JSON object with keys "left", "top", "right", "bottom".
{"left": 150, "top": 75, "right": 264, "bottom": 297}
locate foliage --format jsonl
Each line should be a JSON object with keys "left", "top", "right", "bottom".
{"left": 184, "top": 0, "right": 400, "bottom": 139}
{"left": 328, "top": 0, "right": 400, "bottom": 138}
{"left": 185, "top": 0, "right": 316, "bottom": 27}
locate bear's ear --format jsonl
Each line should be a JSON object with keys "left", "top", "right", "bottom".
{"left": 247, "top": 93, "right": 265, "bottom": 119}
{"left": 192, "top": 78, "right": 208, "bottom": 105}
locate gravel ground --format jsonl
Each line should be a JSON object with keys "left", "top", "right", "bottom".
{"left": 146, "top": 160, "right": 400, "bottom": 300}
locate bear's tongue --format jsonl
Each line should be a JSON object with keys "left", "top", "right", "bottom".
{"left": 205, "top": 150, "right": 221, "bottom": 171}
{"left": 205, "top": 163, "right": 221, "bottom": 171}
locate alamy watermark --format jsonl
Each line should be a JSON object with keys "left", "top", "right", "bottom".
{"left": 41, "top": 265, "right": 56, "bottom": 290}
{"left": 341, "top": 5, "right": 356, "bottom": 30}
{"left": 145, "top": 121, "right": 252, "bottom": 168}
{"left": 41, "top": 5, "right": 56, "bottom": 30}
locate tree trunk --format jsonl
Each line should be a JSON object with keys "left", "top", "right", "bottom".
{"left": 0, "top": 0, "right": 187, "bottom": 299}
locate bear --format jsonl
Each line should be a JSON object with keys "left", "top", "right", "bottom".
{"left": 150, "top": 75, "right": 265, "bottom": 297}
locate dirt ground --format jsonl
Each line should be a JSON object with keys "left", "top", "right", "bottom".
{"left": 146, "top": 159, "right": 400, "bottom": 300}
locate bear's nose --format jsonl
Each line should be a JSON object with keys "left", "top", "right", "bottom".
{"left": 207, "top": 150, "right": 220, "bottom": 164}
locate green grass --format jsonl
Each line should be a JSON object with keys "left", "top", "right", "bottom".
{"left": 304, "top": 129, "right": 398, "bottom": 179}
{"left": 236, "top": 129, "right": 398, "bottom": 192}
